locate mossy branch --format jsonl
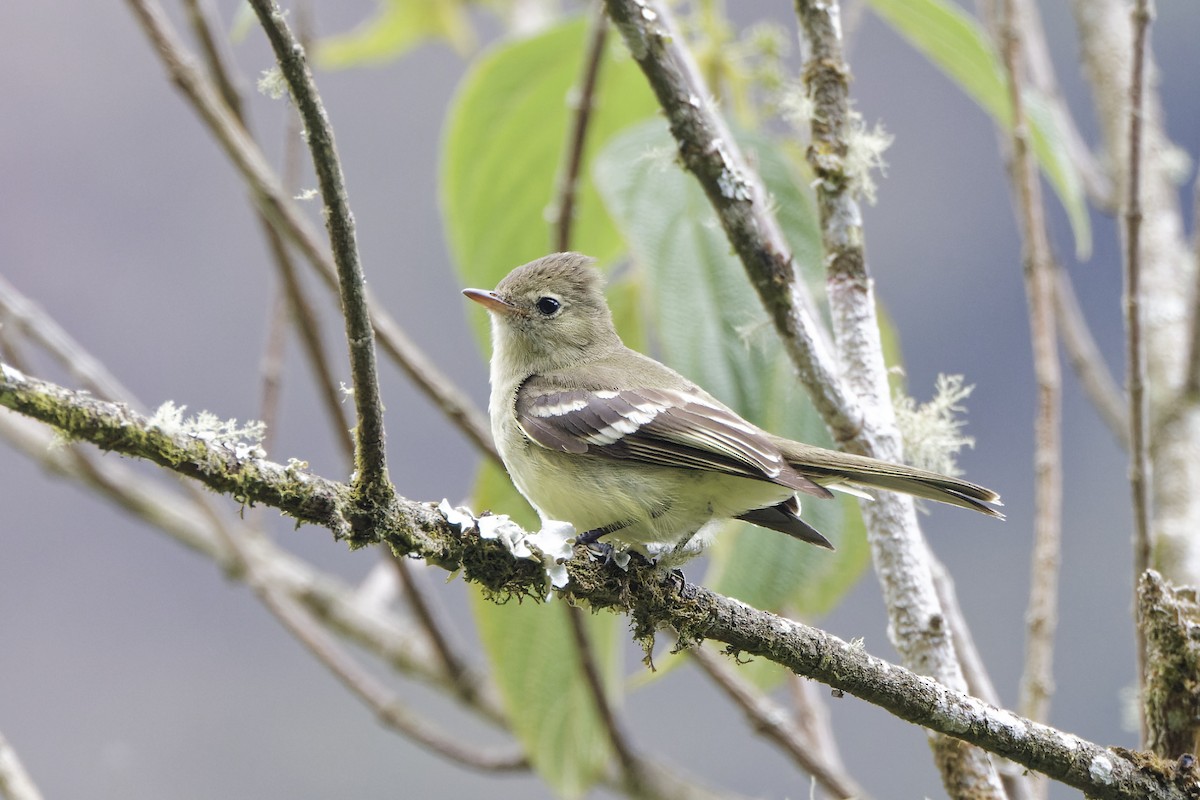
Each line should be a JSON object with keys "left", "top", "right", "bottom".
{"left": 0, "top": 362, "right": 1192, "bottom": 800}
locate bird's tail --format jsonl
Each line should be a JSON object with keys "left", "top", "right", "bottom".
{"left": 779, "top": 441, "right": 1005, "bottom": 519}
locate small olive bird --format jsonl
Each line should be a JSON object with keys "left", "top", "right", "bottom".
{"left": 464, "top": 252, "right": 1002, "bottom": 565}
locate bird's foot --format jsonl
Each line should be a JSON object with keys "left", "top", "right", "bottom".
{"left": 577, "top": 527, "right": 606, "bottom": 546}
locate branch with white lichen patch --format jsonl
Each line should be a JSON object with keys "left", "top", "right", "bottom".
{"left": 602, "top": 0, "right": 1006, "bottom": 793}
{"left": 1, "top": 363, "right": 1192, "bottom": 800}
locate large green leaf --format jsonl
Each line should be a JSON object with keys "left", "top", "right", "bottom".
{"left": 865, "top": 0, "right": 1091, "bottom": 258}
{"left": 441, "top": 15, "right": 659, "bottom": 350}
{"left": 468, "top": 460, "right": 622, "bottom": 798}
{"left": 593, "top": 119, "right": 870, "bottom": 620}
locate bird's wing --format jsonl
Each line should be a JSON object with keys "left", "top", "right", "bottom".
{"left": 515, "top": 383, "right": 832, "bottom": 498}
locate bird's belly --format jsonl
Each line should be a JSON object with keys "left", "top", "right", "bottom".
{"left": 510, "top": 447, "right": 793, "bottom": 561}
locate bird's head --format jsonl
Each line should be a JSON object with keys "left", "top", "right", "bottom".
{"left": 463, "top": 252, "right": 621, "bottom": 377}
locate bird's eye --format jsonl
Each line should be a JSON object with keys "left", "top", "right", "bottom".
{"left": 535, "top": 296, "right": 561, "bottom": 316}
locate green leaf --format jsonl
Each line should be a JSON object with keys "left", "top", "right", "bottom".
{"left": 593, "top": 119, "right": 870, "bottom": 620}
{"left": 316, "top": 0, "right": 475, "bottom": 67}
{"left": 441, "top": 15, "right": 659, "bottom": 349}
{"left": 469, "top": 461, "right": 622, "bottom": 797}
{"left": 864, "top": 0, "right": 1091, "bottom": 258}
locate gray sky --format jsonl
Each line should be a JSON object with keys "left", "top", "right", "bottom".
{"left": 2, "top": 1, "right": 1197, "bottom": 798}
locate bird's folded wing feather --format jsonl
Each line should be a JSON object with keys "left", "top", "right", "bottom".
{"left": 515, "top": 383, "right": 832, "bottom": 498}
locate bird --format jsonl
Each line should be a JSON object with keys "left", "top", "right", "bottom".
{"left": 463, "top": 252, "right": 1002, "bottom": 566}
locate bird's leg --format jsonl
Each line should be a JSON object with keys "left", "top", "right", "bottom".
{"left": 583, "top": 539, "right": 617, "bottom": 564}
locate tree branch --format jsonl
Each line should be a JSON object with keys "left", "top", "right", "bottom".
{"left": 793, "top": 1, "right": 1002, "bottom": 792}
{"left": 219, "top": 520, "right": 528, "bottom": 773}
{"left": 602, "top": 0, "right": 856, "bottom": 443}
{"left": 244, "top": 0, "right": 389, "bottom": 502}
{"left": 1069, "top": 0, "right": 1197, "bottom": 586}
{"left": 691, "top": 645, "right": 869, "bottom": 799}
{"left": 2, "top": 365, "right": 1191, "bottom": 800}
{"left": 604, "top": 2, "right": 1006, "bottom": 791}
{"left": 1124, "top": 3, "right": 1154, "bottom": 718}
{"left": 183, "top": 0, "right": 355, "bottom": 465}
{"left": 551, "top": 0, "right": 609, "bottom": 253}
{"left": 996, "top": 0, "right": 1065, "bottom": 756}
{"left": 1053, "top": 265, "right": 1129, "bottom": 450}
{"left": 122, "top": 0, "right": 497, "bottom": 463}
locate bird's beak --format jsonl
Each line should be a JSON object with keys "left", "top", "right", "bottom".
{"left": 462, "top": 288, "right": 520, "bottom": 315}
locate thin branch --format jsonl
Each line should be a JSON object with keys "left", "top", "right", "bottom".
{"left": 690, "top": 645, "right": 869, "bottom": 799}
{"left": 2, "top": 367, "right": 1190, "bottom": 800}
{"left": 932, "top": 558, "right": 1038, "bottom": 800}
{"left": 274, "top": 242, "right": 358, "bottom": 463}
{"left": 122, "top": 0, "right": 497, "bottom": 463}
{"left": 551, "top": 1, "right": 608, "bottom": 252}
{"left": 1005, "top": 0, "right": 1114, "bottom": 210}
{"left": 1124, "top": 0, "right": 1155, "bottom": 745}
{"left": 1069, "top": 1, "right": 1195, "bottom": 588}
{"left": 258, "top": 287, "right": 290, "bottom": 455}
{"left": 389, "top": 554, "right": 480, "bottom": 707}
{"left": 565, "top": 606, "right": 652, "bottom": 795}
{"left": 183, "top": 0, "right": 354, "bottom": 465}
{"left": 0, "top": 276, "right": 503, "bottom": 725}
{"left": 996, "top": 1, "right": 1065, "bottom": 758}
{"left": 244, "top": 0, "right": 389, "bottom": 500}
{"left": 1181, "top": 169, "right": 1200, "bottom": 402}
{"left": 0, "top": 731, "right": 44, "bottom": 800}
{"left": 0, "top": 410, "right": 506, "bottom": 723}
{"left": 786, "top": 674, "right": 864, "bottom": 799}
{"left": 214, "top": 517, "right": 527, "bottom": 772}
{"left": 1053, "top": 265, "right": 1130, "bottom": 449}
{"left": 181, "top": 0, "right": 245, "bottom": 117}
{"left": 264, "top": 588, "right": 527, "bottom": 771}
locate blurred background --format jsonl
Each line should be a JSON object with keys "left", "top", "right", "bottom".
{"left": 1, "top": 1, "right": 1197, "bottom": 797}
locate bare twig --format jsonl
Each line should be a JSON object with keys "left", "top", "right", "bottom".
{"left": 3, "top": 367, "right": 1188, "bottom": 800}
{"left": 1182, "top": 171, "right": 1200, "bottom": 402}
{"left": 389, "top": 555, "right": 479, "bottom": 706}
{"left": 262, "top": 567, "right": 521, "bottom": 768}
{"left": 0, "top": 409, "right": 506, "bottom": 723}
{"left": 997, "top": 4, "right": 1065, "bottom": 778}
{"left": 258, "top": 288, "right": 290, "bottom": 455}
{"left": 1124, "top": 0, "right": 1155, "bottom": 745}
{"left": 212, "top": 515, "right": 528, "bottom": 772}
{"left": 0, "top": 731, "right": 44, "bottom": 800}
{"left": 245, "top": 0, "right": 389, "bottom": 501}
{"left": 691, "top": 645, "right": 869, "bottom": 799}
{"left": 1069, "top": 1, "right": 1195, "bottom": 587}
{"left": 183, "top": 0, "right": 354, "bottom": 464}
{"left": 1005, "top": 0, "right": 1114, "bottom": 209}
{"left": 932, "top": 558, "right": 1037, "bottom": 800}
{"left": 552, "top": 1, "right": 609, "bottom": 252}
{"left": 565, "top": 606, "right": 652, "bottom": 795}
{"left": 182, "top": 0, "right": 244, "bottom": 116}
{"left": 1053, "top": 265, "right": 1130, "bottom": 449}
{"left": 123, "top": 0, "right": 496, "bottom": 462}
